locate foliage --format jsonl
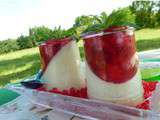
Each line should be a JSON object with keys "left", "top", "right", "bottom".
{"left": 29, "top": 26, "right": 75, "bottom": 44}
{"left": 17, "top": 35, "right": 34, "bottom": 49}
{"left": 0, "top": 39, "right": 19, "bottom": 54}
{"left": 0, "top": 26, "right": 74, "bottom": 54}
{"left": 1, "top": 1, "right": 160, "bottom": 54}
{"left": 73, "top": 15, "right": 101, "bottom": 32}
{"left": 72, "top": 15, "right": 101, "bottom": 40}
{"left": 51, "top": 26, "right": 74, "bottom": 39}
{"left": 29, "top": 26, "right": 55, "bottom": 44}
{"left": 130, "top": 1, "right": 160, "bottom": 28}
{"left": 102, "top": 8, "right": 135, "bottom": 28}
{"left": 83, "top": 7, "right": 135, "bottom": 33}
{"left": 1, "top": 28, "right": 160, "bottom": 86}
{"left": 155, "top": 1, "right": 160, "bottom": 26}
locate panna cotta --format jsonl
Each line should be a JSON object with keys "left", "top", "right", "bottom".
{"left": 83, "top": 26, "right": 144, "bottom": 106}
{"left": 39, "top": 38, "right": 85, "bottom": 94}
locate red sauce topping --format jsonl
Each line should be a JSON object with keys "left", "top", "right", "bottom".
{"left": 136, "top": 81, "right": 158, "bottom": 110}
{"left": 39, "top": 38, "right": 71, "bottom": 71}
{"left": 83, "top": 26, "right": 138, "bottom": 83}
{"left": 37, "top": 87, "right": 88, "bottom": 98}
{"left": 37, "top": 80, "right": 158, "bottom": 110}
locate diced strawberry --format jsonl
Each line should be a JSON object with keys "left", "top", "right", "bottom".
{"left": 143, "top": 81, "right": 158, "bottom": 91}
{"left": 62, "top": 90, "right": 69, "bottom": 95}
{"left": 137, "top": 81, "right": 158, "bottom": 110}
{"left": 69, "top": 88, "right": 77, "bottom": 96}
{"left": 80, "top": 88, "right": 88, "bottom": 98}
{"left": 144, "top": 91, "right": 152, "bottom": 99}
{"left": 147, "top": 81, "right": 158, "bottom": 91}
{"left": 136, "top": 100, "right": 150, "bottom": 110}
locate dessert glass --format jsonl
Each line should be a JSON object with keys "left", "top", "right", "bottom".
{"left": 39, "top": 37, "right": 86, "bottom": 97}
{"left": 83, "top": 26, "right": 144, "bottom": 106}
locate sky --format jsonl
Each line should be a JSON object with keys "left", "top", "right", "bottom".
{"left": 0, "top": 0, "right": 133, "bottom": 40}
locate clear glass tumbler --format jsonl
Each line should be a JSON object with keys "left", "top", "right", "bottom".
{"left": 83, "top": 26, "right": 144, "bottom": 106}
{"left": 39, "top": 37, "right": 85, "bottom": 96}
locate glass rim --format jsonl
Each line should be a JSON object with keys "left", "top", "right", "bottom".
{"left": 39, "top": 37, "right": 72, "bottom": 46}
{"left": 81, "top": 26, "right": 135, "bottom": 39}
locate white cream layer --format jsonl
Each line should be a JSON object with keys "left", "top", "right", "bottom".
{"left": 86, "top": 63, "right": 144, "bottom": 106}
{"left": 41, "top": 41, "right": 85, "bottom": 90}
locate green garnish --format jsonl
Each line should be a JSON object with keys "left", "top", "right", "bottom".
{"left": 50, "top": 26, "right": 74, "bottom": 39}
{"left": 84, "top": 7, "right": 135, "bottom": 33}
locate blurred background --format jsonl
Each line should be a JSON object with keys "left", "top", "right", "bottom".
{"left": 0, "top": 0, "right": 160, "bottom": 87}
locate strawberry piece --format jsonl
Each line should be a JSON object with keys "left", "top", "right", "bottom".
{"left": 62, "top": 90, "right": 69, "bottom": 95}
{"left": 69, "top": 88, "right": 77, "bottom": 96}
{"left": 142, "top": 81, "right": 158, "bottom": 99}
{"left": 79, "top": 88, "right": 87, "bottom": 98}
{"left": 147, "top": 81, "right": 158, "bottom": 91}
{"left": 142, "top": 81, "right": 158, "bottom": 92}
{"left": 144, "top": 91, "right": 152, "bottom": 99}
{"left": 137, "top": 81, "right": 158, "bottom": 110}
{"left": 37, "top": 87, "right": 88, "bottom": 98}
{"left": 136, "top": 100, "right": 150, "bottom": 110}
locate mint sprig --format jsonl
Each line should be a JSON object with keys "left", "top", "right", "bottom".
{"left": 50, "top": 26, "right": 74, "bottom": 39}
{"left": 84, "top": 8, "right": 135, "bottom": 33}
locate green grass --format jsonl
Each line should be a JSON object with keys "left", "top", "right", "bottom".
{"left": 0, "top": 28, "right": 160, "bottom": 87}
{"left": 0, "top": 47, "right": 40, "bottom": 87}
{"left": 136, "top": 28, "right": 160, "bottom": 51}
{"left": 135, "top": 28, "right": 160, "bottom": 40}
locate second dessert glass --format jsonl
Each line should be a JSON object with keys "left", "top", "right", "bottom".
{"left": 39, "top": 37, "right": 86, "bottom": 97}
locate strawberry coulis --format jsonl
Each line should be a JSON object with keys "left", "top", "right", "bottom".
{"left": 37, "top": 87, "right": 88, "bottom": 98}
{"left": 136, "top": 81, "right": 158, "bottom": 110}
{"left": 83, "top": 26, "right": 138, "bottom": 83}
{"left": 38, "top": 38, "right": 87, "bottom": 98}
{"left": 37, "top": 81, "right": 158, "bottom": 110}
{"left": 39, "top": 38, "right": 71, "bottom": 71}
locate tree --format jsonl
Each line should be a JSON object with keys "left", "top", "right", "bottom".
{"left": 29, "top": 26, "right": 54, "bottom": 44}
{"left": 73, "top": 15, "right": 101, "bottom": 34}
{"left": 130, "top": 1, "right": 158, "bottom": 28}
{"left": 0, "top": 39, "right": 19, "bottom": 54}
{"left": 76, "top": 7, "right": 135, "bottom": 33}
{"left": 17, "top": 35, "right": 33, "bottom": 49}
{"left": 155, "top": 1, "right": 160, "bottom": 26}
